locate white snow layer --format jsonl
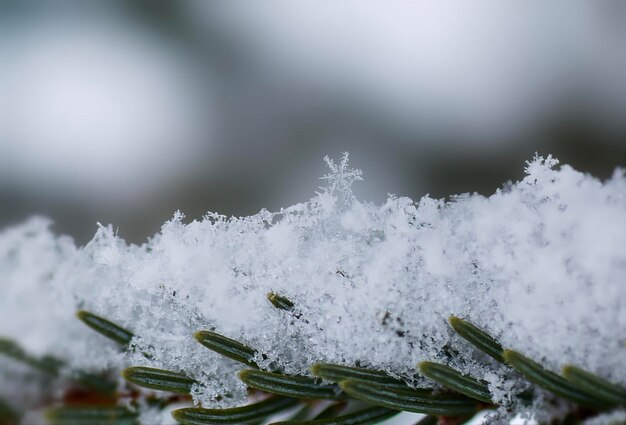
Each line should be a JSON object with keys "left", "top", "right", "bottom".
{"left": 1, "top": 154, "right": 625, "bottom": 418}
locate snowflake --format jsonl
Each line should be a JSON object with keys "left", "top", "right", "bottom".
{"left": 319, "top": 152, "right": 363, "bottom": 200}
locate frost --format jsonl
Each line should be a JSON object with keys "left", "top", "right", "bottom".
{"left": 1, "top": 154, "right": 625, "bottom": 423}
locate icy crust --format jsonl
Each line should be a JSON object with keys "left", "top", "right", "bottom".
{"left": 1, "top": 155, "right": 625, "bottom": 416}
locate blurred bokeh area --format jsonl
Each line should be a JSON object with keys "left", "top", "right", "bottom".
{"left": 1, "top": 1, "right": 625, "bottom": 244}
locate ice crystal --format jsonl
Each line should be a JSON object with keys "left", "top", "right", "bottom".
{"left": 319, "top": 152, "right": 363, "bottom": 202}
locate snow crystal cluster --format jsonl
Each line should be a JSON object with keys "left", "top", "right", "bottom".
{"left": 1, "top": 154, "right": 625, "bottom": 421}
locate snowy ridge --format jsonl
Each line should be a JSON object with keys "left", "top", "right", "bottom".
{"left": 1, "top": 154, "right": 625, "bottom": 422}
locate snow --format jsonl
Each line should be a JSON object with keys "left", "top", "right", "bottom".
{"left": 1, "top": 154, "right": 625, "bottom": 423}
{"left": 584, "top": 411, "right": 626, "bottom": 425}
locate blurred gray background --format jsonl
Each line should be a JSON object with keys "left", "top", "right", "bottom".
{"left": 1, "top": 0, "right": 625, "bottom": 244}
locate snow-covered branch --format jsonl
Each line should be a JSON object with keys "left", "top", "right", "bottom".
{"left": 1, "top": 154, "right": 625, "bottom": 423}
